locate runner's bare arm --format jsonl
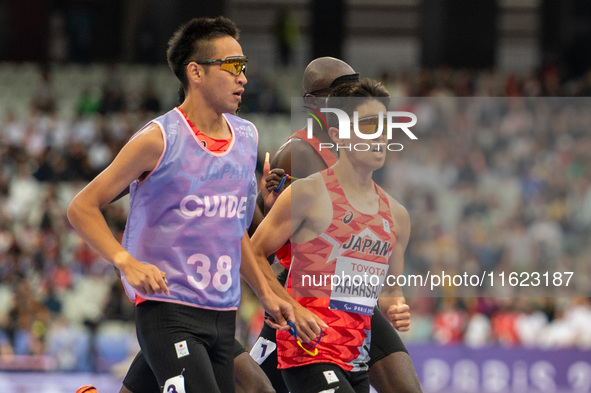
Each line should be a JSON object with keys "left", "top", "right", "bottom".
{"left": 252, "top": 179, "right": 321, "bottom": 258}
{"left": 251, "top": 182, "right": 327, "bottom": 341}
{"left": 67, "top": 124, "right": 169, "bottom": 296}
{"left": 240, "top": 230, "right": 293, "bottom": 329}
{"left": 378, "top": 198, "right": 411, "bottom": 332}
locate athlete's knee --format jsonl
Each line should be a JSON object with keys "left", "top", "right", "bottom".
{"left": 369, "top": 353, "right": 423, "bottom": 393}
{"left": 393, "top": 383, "right": 423, "bottom": 393}
{"left": 236, "top": 371, "right": 275, "bottom": 393}
{"left": 386, "top": 382, "right": 423, "bottom": 393}
{"left": 236, "top": 383, "right": 275, "bottom": 393}
{"left": 234, "top": 352, "right": 276, "bottom": 393}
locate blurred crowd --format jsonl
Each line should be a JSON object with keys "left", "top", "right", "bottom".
{"left": 1, "top": 63, "right": 591, "bottom": 372}
{"left": 377, "top": 75, "right": 591, "bottom": 349}
{"left": 376, "top": 67, "right": 591, "bottom": 350}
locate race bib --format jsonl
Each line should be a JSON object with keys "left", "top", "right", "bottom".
{"left": 164, "top": 373, "right": 185, "bottom": 393}
{"left": 249, "top": 337, "right": 277, "bottom": 365}
{"left": 329, "top": 256, "right": 387, "bottom": 315}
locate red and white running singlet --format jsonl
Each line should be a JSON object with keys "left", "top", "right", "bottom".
{"left": 277, "top": 168, "right": 397, "bottom": 372}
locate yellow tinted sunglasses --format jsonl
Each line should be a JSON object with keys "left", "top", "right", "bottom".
{"left": 193, "top": 56, "right": 248, "bottom": 76}
{"left": 351, "top": 115, "right": 385, "bottom": 135}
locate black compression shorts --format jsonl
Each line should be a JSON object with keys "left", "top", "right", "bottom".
{"left": 123, "top": 338, "right": 246, "bottom": 393}
{"left": 123, "top": 301, "right": 237, "bottom": 393}
{"left": 282, "top": 362, "right": 369, "bottom": 393}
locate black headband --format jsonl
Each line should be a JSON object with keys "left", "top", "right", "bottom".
{"left": 329, "top": 73, "right": 360, "bottom": 88}
{"left": 304, "top": 73, "right": 360, "bottom": 96}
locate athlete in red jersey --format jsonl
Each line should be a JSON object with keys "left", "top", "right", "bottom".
{"left": 279, "top": 166, "right": 396, "bottom": 374}
{"left": 251, "top": 80, "right": 416, "bottom": 393}
{"left": 253, "top": 58, "right": 422, "bottom": 393}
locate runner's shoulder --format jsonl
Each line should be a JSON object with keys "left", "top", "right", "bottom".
{"left": 288, "top": 136, "right": 320, "bottom": 157}
{"left": 290, "top": 172, "right": 325, "bottom": 200}
{"left": 130, "top": 123, "right": 165, "bottom": 152}
{"left": 384, "top": 193, "right": 410, "bottom": 237}
{"left": 281, "top": 138, "right": 327, "bottom": 178}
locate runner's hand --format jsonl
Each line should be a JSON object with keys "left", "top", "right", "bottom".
{"left": 261, "top": 152, "right": 286, "bottom": 212}
{"left": 261, "top": 294, "right": 294, "bottom": 331}
{"left": 291, "top": 302, "right": 328, "bottom": 343}
{"left": 387, "top": 302, "right": 411, "bottom": 332}
{"left": 118, "top": 258, "right": 170, "bottom": 296}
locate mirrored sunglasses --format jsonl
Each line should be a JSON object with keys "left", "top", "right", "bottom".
{"left": 193, "top": 56, "right": 248, "bottom": 76}
{"left": 351, "top": 115, "right": 385, "bottom": 135}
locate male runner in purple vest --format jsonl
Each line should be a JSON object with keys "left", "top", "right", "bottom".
{"left": 68, "top": 16, "right": 299, "bottom": 393}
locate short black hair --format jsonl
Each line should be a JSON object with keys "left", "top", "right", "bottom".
{"left": 167, "top": 16, "right": 240, "bottom": 91}
{"left": 326, "top": 79, "right": 390, "bottom": 128}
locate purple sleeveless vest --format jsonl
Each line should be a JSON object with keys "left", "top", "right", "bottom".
{"left": 121, "top": 108, "right": 258, "bottom": 310}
